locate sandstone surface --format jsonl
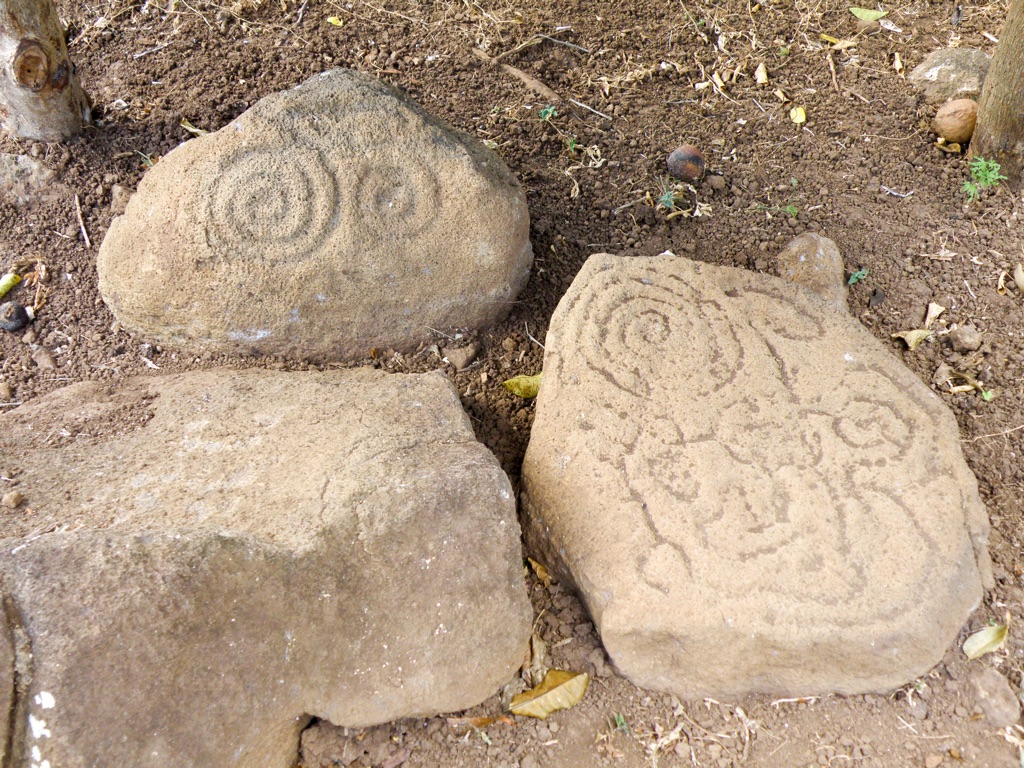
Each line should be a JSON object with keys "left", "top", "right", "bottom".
{"left": 97, "top": 69, "right": 532, "bottom": 361}
{"left": 522, "top": 253, "right": 992, "bottom": 698}
{"left": 0, "top": 369, "right": 531, "bottom": 767}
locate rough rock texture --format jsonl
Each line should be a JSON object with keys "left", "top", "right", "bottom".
{"left": 774, "top": 232, "right": 848, "bottom": 310}
{"left": 97, "top": 69, "right": 533, "bottom": 361}
{"left": 522, "top": 253, "right": 992, "bottom": 698}
{"left": 0, "top": 153, "right": 65, "bottom": 207}
{"left": 970, "top": 666, "right": 1021, "bottom": 728}
{"left": 0, "top": 369, "right": 531, "bottom": 768}
{"left": 909, "top": 48, "right": 991, "bottom": 105}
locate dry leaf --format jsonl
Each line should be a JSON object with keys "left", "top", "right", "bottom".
{"left": 893, "top": 52, "right": 904, "bottom": 74}
{"left": 446, "top": 716, "right": 512, "bottom": 733}
{"left": 510, "top": 670, "right": 590, "bottom": 719}
{"left": 528, "top": 557, "right": 552, "bottom": 587}
{"left": 790, "top": 106, "right": 807, "bottom": 124}
{"left": 774, "top": 88, "right": 787, "bottom": 102}
{"left": 891, "top": 329, "right": 932, "bottom": 350}
{"left": 998, "top": 270, "right": 1009, "bottom": 295}
{"left": 180, "top": 118, "right": 209, "bottom": 137}
{"left": 503, "top": 373, "right": 542, "bottom": 398}
{"left": 878, "top": 18, "right": 902, "bottom": 32}
{"left": 924, "top": 302, "right": 945, "bottom": 329}
{"left": 524, "top": 633, "right": 548, "bottom": 688}
{"left": 1014, "top": 263, "right": 1024, "bottom": 292}
{"left": 849, "top": 7, "right": 888, "bottom": 21}
{"left": 754, "top": 62, "right": 769, "bottom": 84}
{"left": 963, "top": 624, "right": 1008, "bottom": 659}
{"left": 326, "top": 15, "right": 344, "bottom": 25}
{"left": 820, "top": 33, "right": 840, "bottom": 44}
{"left": 832, "top": 39, "right": 858, "bottom": 50}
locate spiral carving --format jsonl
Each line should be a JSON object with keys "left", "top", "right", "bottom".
{"left": 204, "top": 147, "right": 338, "bottom": 263}
{"left": 542, "top": 255, "right": 976, "bottom": 619}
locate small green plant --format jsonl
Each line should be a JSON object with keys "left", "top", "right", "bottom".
{"left": 962, "top": 156, "right": 1007, "bottom": 202}
{"left": 613, "top": 713, "right": 629, "bottom": 733}
{"left": 539, "top": 105, "right": 558, "bottom": 122}
{"left": 655, "top": 178, "right": 685, "bottom": 210}
{"left": 847, "top": 268, "right": 869, "bottom": 285}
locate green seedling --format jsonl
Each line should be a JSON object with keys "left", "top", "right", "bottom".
{"left": 539, "top": 105, "right": 558, "bottom": 122}
{"left": 756, "top": 202, "right": 799, "bottom": 216}
{"left": 962, "top": 156, "right": 1007, "bottom": 202}
{"left": 613, "top": 713, "right": 629, "bottom": 733}
{"left": 847, "top": 268, "right": 869, "bottom": 285}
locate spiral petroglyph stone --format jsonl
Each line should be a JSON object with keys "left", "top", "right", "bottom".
{"left": 97, "top": 69, "right": 532, "bottom": 360}
{"left": 522, "top": 253, "right": 992, "bottom": 698}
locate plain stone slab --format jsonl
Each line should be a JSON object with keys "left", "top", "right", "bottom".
{"left": 97, "top": 69, "right": 533, "bottom": 362}
{"left": 522, "top": 253, "right": 992, "bottom": 698}
{"left": 909, "top": 48, "right": 990, "bottom": 104}
{"left": 0, "top": 369, "right": 531, "bottom": 767}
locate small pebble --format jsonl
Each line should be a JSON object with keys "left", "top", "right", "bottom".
{"left": 0, "top": 302, "right": 30, "bottom": 333}
{"left": 0, "top": 381, "right": 12, "bottom": 401}
{"left": 924, "top": 753, "right": 943, "bottom": 768}
{"left": 949, "top": 324, "right": 982, "bottom": 353}
{"left": 32, "top": 347, "right": 57, "bottom": 370}
{"left": 2, "top": 491, "right": 23, "bottom": 509}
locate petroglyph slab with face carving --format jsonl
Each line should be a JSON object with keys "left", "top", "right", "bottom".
{"left": 97, "top": 69, "right": 532, "bottom": 361}
{"left": 522, "top": 253, "right": 992, "bottom": 698}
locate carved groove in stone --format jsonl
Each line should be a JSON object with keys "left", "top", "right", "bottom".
{"left": 539, "top": 257, "right": 980, "bottom": 626}
{"left": 204, "top": 146, "right": 339, "bottom": 262}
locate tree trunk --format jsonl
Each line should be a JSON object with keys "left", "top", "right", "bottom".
{"left": 0, "top": 0, "right": 90, "bottom": 141}
{"left": 972, "top": 0, "right": 1024, "bottom": 191}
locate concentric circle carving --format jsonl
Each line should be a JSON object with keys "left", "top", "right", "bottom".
{"left": 204, "top": 147, "right": 338, "bottom": 262}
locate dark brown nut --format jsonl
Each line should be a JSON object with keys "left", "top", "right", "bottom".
{"left": 667, "top": 144, "right": 706, "bottom": 182}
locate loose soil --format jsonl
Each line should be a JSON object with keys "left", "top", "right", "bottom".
{"left": 1, "top": 0, "right": 1023, "bottom": 765}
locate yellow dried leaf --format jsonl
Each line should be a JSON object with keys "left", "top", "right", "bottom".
{"left": 849, "top": 7, "right": 888, "bottom": 21}
{"left": 528, "top": 557, "right": 552, "bottom": 587}
{"left": 790, "top": 106, "right": 807, "bottom": 124}
{"left": 503, "top": 373, "right": 542, "bottom": 398}
{"left": 754, "top": 62, "right": 768, "bottom": 84}
{"left": 997, "top": 270, "right": 1009, "bottom": 295}
{"left": 923, "top": 302, "right": 945, "bottom": 329}
{"left": 180, "top": 118, "right": 209, "bottom": 137}
{"left": 832, "top": 39, "right": 858, "bottom": 50}
{"left": 891, "top": 329, "right": 932, "bottom": 350}
{"left": 893, "top": 51, "right": 904, "bottom": 74}
{"left": 326, "top": 15, "right": 344, "bottom": 25}
{"left": 963, "top": 624, "right": 1008, "bottom": 660}
{"left": 820, "top": 33, "right": 840, "bottom": 43}
{"left": 0, "top": 272, "right": 21, "bottom": 299}
{"left": 510, "top": 670, "right": 590, "bottom": 719}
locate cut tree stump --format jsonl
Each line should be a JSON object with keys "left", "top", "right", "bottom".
{"left": 0, "top": 0, "right": 90, "bottom": 140}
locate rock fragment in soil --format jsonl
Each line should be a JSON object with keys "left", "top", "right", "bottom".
{"left": 97, "top": 68, "right": 533, "bottom": 362}
{"left": 970, "top": 666, "right": 1021, "bottom": 728}
{"left": 30, "top": 347, "right": 56, "bottom": 369}
{"left": 0, "top": 302, "right": 30, "bottom": 332}
{"left": 0, "top": 369, "right": 532, "bottom": 767}
{"left": 522, "top": 253, "right": 992, "bottom": 698}
{"left": 0, "top": 153, "right": 67, "bottom": 207}
{"left": 774, "top": 233, "right": 848, "bottom": 310}
{"left": 909, "top": 48, "right": 991, "bottom": 105}
{"left": 949, "top": 324, "right": 983, "bottom": 353}
{"left": 443, "top": 342, "right": 480, "bottom": 371}
{"left": 1, "top": 491, "right": 22, "bottom": 508}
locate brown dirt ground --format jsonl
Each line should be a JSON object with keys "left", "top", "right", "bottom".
{"left": 1, "top": 0, "right": 1024, "bottom": 765}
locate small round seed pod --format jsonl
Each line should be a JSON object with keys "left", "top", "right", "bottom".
{"left": 667, "top": 144, "right": 706, "bottom": 182}
{"left": 0, "top": 302, "right": 31, "bottom": 332}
